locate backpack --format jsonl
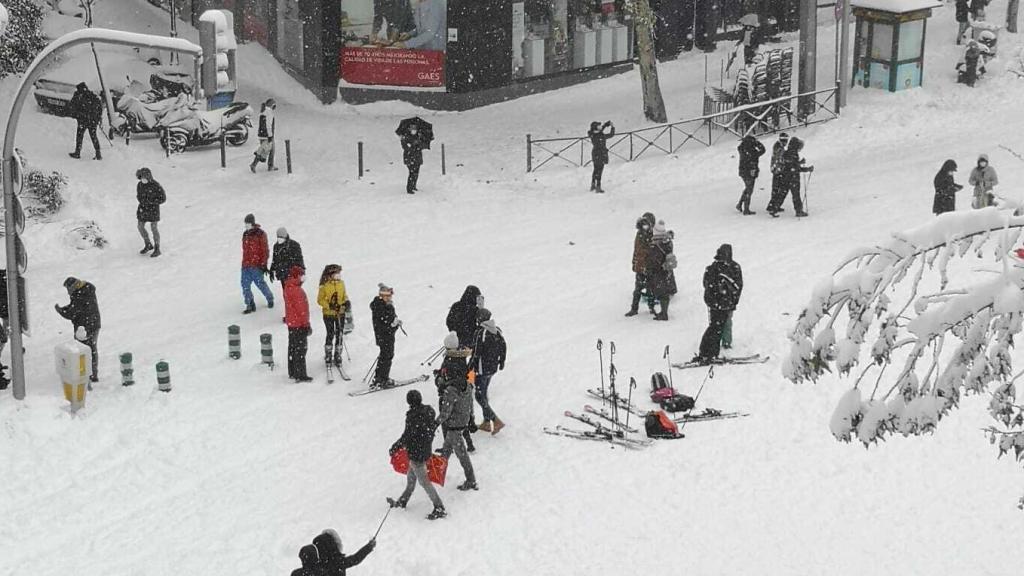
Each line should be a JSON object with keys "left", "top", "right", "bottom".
{"left": 660, "top": 394, "right": 695, "bottom": 413}
{"left": 663, "top": 253, "right": 678, "bottom": 271}
{"left": 650, "top": 372, "right": 676, "bottom": 402}
{"left": 709, "top": 268, "right": 741, "bottom": 308}
{"left": 645, "top": 410, "right": 681, "bottom": 439}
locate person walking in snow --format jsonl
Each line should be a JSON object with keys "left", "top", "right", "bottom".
{"left": 388, "top": 389, "right": 446, "bottom": 520}
{"left": 645, "top": 221, "right": 678, "bottom": 321}
{"left": 316, "top": 264, "right": 349, "bottom": 369}
{"left": 626, "top": 212, "right": 657, "bottom": 317}
{"left": 135, "top": 168, "right": 166, "bottom": 257}
{"left": 933, "top": 160, "right": 964, "bottom": 215}
{"left": 736, "top": 135, "right": 766, "bottom": 215}
{"left": 955, "top": 0, "right": 970, "bottom": 43}
{"left": 311, "top": 529, "right": 375, "bottom": 574}
{"left": 771, "top": 137, "right": 814, "bottom": 218}
{"left": 371, "top": 283, "right": 401, "bottom": 388}
{"left": 766, "top": 133, "right": 790, "bottom": 213}
{"left": 436, "top": 331, "right": 478, "bottom": 492}
{"left": 283, "top": 266, "right": 313, "bottom": 382}
{"left": 469, "top": 310, "right": 507, "bottom": 435}
{"left": 250, "top": 98, "right": 277, "bottom": 172}
{"left": 695, "top": 244, "right": 743, "bottom": 363}
{"left": 446, "top": 285, "right": 483, "bottom": 347}
{"left": 67, "top": 82, "right": 103, "bottom": 160}
{"left": 970, "top": 0, "right": 988, "bottom": 20}
{"left": 55, "top": 277, "right": 101, "bottom": 384}
{"left": 969, "top": 153, "right": 999, "bottom": 208}
{"left": 401, "top": 125, "right": 424, "bottom": 194}
{"left": 240, "top": 214, "right": 274, "bottom": 314}
{"left": 271, "top": 228, "right": 305, "bottom": 319}
{"left": 588, "top": 120, "right": 615, "bottom": 193}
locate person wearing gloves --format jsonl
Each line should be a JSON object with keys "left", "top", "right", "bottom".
{"left": 588, "top": 120, "right": 615, "bottom": 193}
{"left": 135, "top": 168, "right": 166, "bottom": 257}
{"left": 55, "top": 277, "right": 101, "bottom": 384}
{"left": 932, "top": 160, "right": 964, "bottom": 215}
{"left": 470, "top": 310, "right": 507, "bottom": 435}
{"left": 969, "top": 154, "right": 999, "bottom": 208}
{"left": 770, "top": 137, "right": 813, "bottom": 218}
{"left": 250, "top": 98, "right": 277, "bottom": 172}
{"left": 370, "top": 283, "right": 401, "bottom": 389}
{"left": 311, "top": 529, "right": 375, "bottom": 574}
{"left": 436, "top": 331, "right": 478, "bottom": 492}
{"left": 626, "top": 212, "right": 657, "bottom": 317}
{"left": 271, "top": 227, "right": 305, "bottom": 320}
{"left": 240, "top": 214, "right": 274, "bottom": 314}
{"left": 316, "top": 264, "right": 349, "bottom": 369}
{"left": 284, "top": 266, "right": 313, "bottom": 382}
{"left": 388, "top": 389, "right": 446, "bottom": 520}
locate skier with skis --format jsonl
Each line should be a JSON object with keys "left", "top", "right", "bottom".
{"left": 67, "top": 82, "right": 103, "bottom": 160}
{"left": 736, "top": 135, "right": 765, "bottom": 215}
{"left": 773, "top": 137, "right": 814, "bottom": 218}
{"left": 55, "top": 277, "right": 101, "bottom": 384}
{"left": 250, "top": 98, "right": 277, "bottom": 172}
{"left": 588, "top": 120, "right": 614, "bottom": 193}
{"left": 271, "top": 228, "right": 305, "bottom": 319}
{"left": 626, "top": 212, "right": 657, "bottom": 317}
{"left": 446, "top": 285, "right": 483, "bottom": 347}
{"left": 240, "top": 214, "right": 274, "bottom": 314}
{"left": 766, "top": 133, "right": 790, "bottom": 214}
{"left": 388, "top": 389, "right": 446, "bottom": 519}
{"left": 968, "top": 154, "right": 999, "bottom": 208}
{"left": 135, "top": 168, "right": 166, "bottom": 257}
{"left": 284, "top": 266, "right": 313, "bottom": 383}
{"left": 695, "top": 244, "right": 743, "bottom": 363}
{"left": 436, "top": 331, "right": 478, "bottom": 492}
{"left": 470, "top": 311, "right": 507, "bottom": 435}
{"left": 645, "top": 221, "right": 677, "bottom": 321}
{"left": 370, "top": 283, "right": 401, "bottom": 389}
{"left": 311, "top": 529, "right": 375, "bottom": 574}
{"left": 402, "top": 124, "right": 424, "bottom": 194}
{"left": 933, "top": 160, "right": 964, "bottom": 215}
{"left": 317, "top": 264, "right": 350, "bottom": 377}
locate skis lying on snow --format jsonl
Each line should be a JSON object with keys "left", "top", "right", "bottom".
{"left": 542, "top": 426, "right": 651, "bottom": 449}
{"left": 586, "top": 388, "right": 646, "bottom": 417}
{"left": 347, "top": 374, "right": 429, "bottom": 397}
{"left": 671, "top": 408, "right": 750, "bottom": 423}
{"left": 582, "top": 404, "right": 639, "bottom": 433}
{"left": 671, "top": 354, "right": 769, "bottom": 370}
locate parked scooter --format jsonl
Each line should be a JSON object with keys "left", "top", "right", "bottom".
{"left": 113, "top": 88, "right": 192, "bottom": 139}
{"left": 159, "top": 101, "right": 253, "bottom": 154}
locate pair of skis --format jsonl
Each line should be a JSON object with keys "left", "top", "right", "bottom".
{"left": 542, "top": 425, "right": 651, "bottom": 449}
{"left": 671, "top": 353, "right": 769, "bottom": 370}
{"left": 347, "top": 374, "right": 430, "bottom": 397}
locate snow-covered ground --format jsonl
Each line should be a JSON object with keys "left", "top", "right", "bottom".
{"left": 2, "top": 1, "right": 1024, "bottom": 575}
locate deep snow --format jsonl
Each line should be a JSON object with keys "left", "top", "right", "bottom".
{"left": 2, "top": 1, "right": 1024, "bottom": 575}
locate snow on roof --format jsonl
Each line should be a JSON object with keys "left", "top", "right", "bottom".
{"left": 850, "top": 0, "right": 942, "bottom": 13}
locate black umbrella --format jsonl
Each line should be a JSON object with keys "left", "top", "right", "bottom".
{"left": 396, "top": 116, "right": 434, "bottom": 149}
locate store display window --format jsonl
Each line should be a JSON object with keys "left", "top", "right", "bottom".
{"left": 339, "top": 0, "right": 448, "bottom": 87}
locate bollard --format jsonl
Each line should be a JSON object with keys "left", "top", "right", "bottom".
{"left": 120, "top": 352, "right": 135, "bottom": 386}
{"left": 260, "top": 333, "right": 274, "bottom": 368}
{"left": 441, "top": 143, "right": 446, "bottom": 175}
{"left": 220, "top": 133, "right": 226, "bottom": 168}
{"left": 156, "top": 360, "right": 171, "bottom": 392}
{"left": 228, "top": 325, "right": 241, "bottom": 359}
{"left": 358, "top": 141, "right": 364, "bottom": 178}
{"left": 56, "top": 342, "right": 91, "bottom": 413}
{"left": 285, "top": 139, "right": 292, "bottom": 174}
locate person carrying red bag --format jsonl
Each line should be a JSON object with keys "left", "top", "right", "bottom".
{"left": 387, "top": 389, "right": 446, "bottom": 520}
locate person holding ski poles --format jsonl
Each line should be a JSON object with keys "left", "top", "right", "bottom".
{"left": 436, "top": 331, "right": 478, "bottom": 492}
{"left": 316, "top": 264, "right": 349, "bottom": 372}
{"left": 470, "top": 310, "right": 507, "bottom": 435}
{"left": 388, "top": 389, "right": 446, "bottom": 520}
{"left": 766, "top": 133, "right": 789, "bottom": 214}
{"left": 370, "top": 283, "right": 401, "bottom": 389}
{"left": 776, "top": 137, "right": 814, "bottom": 218}
{"left": 250, "top": 98, "right": 277, "bottom": 172}
{"left": 588, "top": 120, "right": 614, "bottom": 193}
{"left": 626, "top": 212, "right": 657, "bottom": 317}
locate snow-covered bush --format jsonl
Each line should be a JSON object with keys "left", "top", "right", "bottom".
{"left": 62, "top": 220, "right": 107, "bottom": 250}
{"left": 0, "top": 0, "right": 47, "bottom": 79}
{"left": 788, "top": 206, "right": 1024, "bottom": 504}
{"left": 23, "top": 169, "right": 67, "bottom": 216}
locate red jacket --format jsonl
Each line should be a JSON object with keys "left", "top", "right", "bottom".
{"left": 241, "top": 225, "right": 269, "bottom": 269}
{"left": 283, "top": 267, "right": 310, "bottom": 329}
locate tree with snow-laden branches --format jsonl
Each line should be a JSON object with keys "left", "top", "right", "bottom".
{"left": 785, "top": 206, "right": 1024, "bottom": 506}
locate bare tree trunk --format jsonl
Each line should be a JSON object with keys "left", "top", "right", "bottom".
{"left": 632, "top": 0, "right": 667, "bottom": 123}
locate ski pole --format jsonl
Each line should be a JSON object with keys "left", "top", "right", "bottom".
{"left": 663, "top": 345, "right": 674, "bottom": 390}
{"left": 420, "top": 345, "right": 444, "bottom": 366}
{"left": 679, "top": 365, "right": 715, "bottom": 433}
{"left": 804, "top": 172, "right": 812, "bottom": 213}
{"left": 399, "top": 325, "right": 408, "bottom": 337}
{"left": 373, "top": 505, "right": 392, "bottom": 539}
{"left": 596, "top": 339, "right": 605, "bottom": 406}
{"left": 342, "top": 339, "right": 351, "bottom": 363}
{"left": 624, "top": 377, "right": 636, "bottom": 431}
{"left": 362, "top": 356, "right": 380, "bottom": 385}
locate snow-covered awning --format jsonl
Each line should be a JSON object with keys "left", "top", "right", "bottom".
{"left": 850, "top": 0, "right": 942, "bottom": 13}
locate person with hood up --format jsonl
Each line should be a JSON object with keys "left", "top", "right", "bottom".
{"left": 67, "top": 82, "right": 103, "bottom": 160}
{"left": 968, "top": 154, "right": 999, "bottom": 208}
{"left": 240, "top": 214, "right": 274, "bottom": 314}
{"left": 933, "top": 160, "right": 964, "bottom": 215}
{"left": 770, "top": 137, "right": 814, "bottom": 217}
{"left": 388, "top": 389, "right": 446, "bottom": 520}
{"left": 370, "top": 283, "right": 401, "bottom": 389}
{"left": 766, "top": 132, "right": 790, "bottom": 213}
{"left": 135, "top": 167, "right": 166, "bottom": 257}
{"left": 446, "top": 285, "right": 483, "bottom": 347}
{"left": 695, "top": 244, "right": 743, "bottom": 363}
{"left": 290, "top": 544, "right": 319, "bottom": 576}
{"left": 311, "top": 529, "right": 375, "bottom": 574}
{"left": 470, "top": 310, "right": 507, "bottom": 435}
{"left": 436, "top": 331, "right": 478, "bottom": 492}
{"left": 250, "top": 98, "right": 277, "bottom": 172}
{"left": 626, "top": 212, "right": 658, "bottom": 317}
{"left": 645, "top": 221, "right": 678, "bottom": 321}
{"left": 271, "top": 228, "right": 305, "bottom": 319}
{"left": 588, "top": 120, "right": 615, "bottom": 193}
{"left": 284, "top": 266, "right": 313, "bottom": 382}
{"left": 736, "top": 135, "right": 766, "bottom": 215}
{"left": 401, "top": 124, "right": 424, "bottom": 194}
{"left": 55, "top": 277, "right": 101, "bottom": 384}
{"left": 317, "top": 264, "right": 350, "bottom": 369}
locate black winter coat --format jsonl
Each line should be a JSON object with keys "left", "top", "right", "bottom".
{"left": 136, "top": 180, "right": 166, "bottom": 222}
{"left": 370, "top": 296, "right": 397, "bottom": 345}
{"left": 68, "top": 88, "right": 102, "bottom": 127}
{"left": 703, "top": 259, "right": 743, "bottom": 311}
{"left": 446, "top": 286, "right": 481, "bottom": 346}
{"left": 589, "top": 123, "right": 615, "bottom": 165}
{"left": 933, "top": 161, "right": 962, "bottom": 215}
{"left": 781, "top": 144, "right": 812, "bottom": 192}
{"left": 312, "top": 533, "right": 374, "bottom": 576}
{"left": 770, "top": 140, "right": 787, "bottom": 175}
{"left": 955, "top": 0, "right": 969, "bottom": 22}
{"left": 397, "top": 403, "right": 438, "bottom": 462}
{"left": 57, "top": 281, "right": 101, "bottom": 333}
{"left": 401, "top": 134, "right": 423, "bottom": 167}
{"left": 646, "top": 239, "right": 678, "bottom": 298}
{"left": 271, "top": 238, "right": 305, "bottom": 282}
{"left": 970, "top": 0, "right": 987, "bottom": 18}
{"left": 737, "top": 137, "right": 766, "bottom": 178}
{"left": 471, "top": 328, "right": 507, "bottom": 376}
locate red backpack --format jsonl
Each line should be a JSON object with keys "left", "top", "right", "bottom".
{"left": 645, "top": 410, "right": 681, "bottom": 439}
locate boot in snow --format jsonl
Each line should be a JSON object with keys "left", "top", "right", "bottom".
{"left": 456, "top": 480, "right": 478, "bottom": 491}
{"left": 140, "top": 242, "right": 153, "bottom": 254}
{"left": 243, "top": 303, "right": 256, "bottom": 315}
{"left": 477, "top": 420, "right": 492, "bottom": 433}
{"left": 491, "top": 417, "right": 505, "bottom": 435}
{"left": 333, "top": 344, "right": 343, "bottom": 366}
{"left": 386, "top": 497, "right": 407, "bottom": 509}
{"left": 426, "top": 505, "right": 447, "bottom": 520}
{"left": 150, "top": 245, "right": 161, "bottom": 258}
{"left": 795, "top": 211, "right": 808, "bottom": 218}
{"left": 624, "top": 308, "right": 639, "bottom": 317}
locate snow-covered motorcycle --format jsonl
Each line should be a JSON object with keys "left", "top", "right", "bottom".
{"left": 159, "top": 101, "right": 253, "bottom": 154}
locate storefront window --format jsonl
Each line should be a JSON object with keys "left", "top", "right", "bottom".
{"left": 277, "top": 0, "right": 304, "bottom": 70}
{"left": 514, "top": 0, "right": 631, "bottom": 80}
{"left": 339, "top": 0, "right": 447, "bottom": 88}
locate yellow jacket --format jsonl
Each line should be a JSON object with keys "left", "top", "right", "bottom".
{"left": 317, "top": 280, "right": 348, "bottom": 317}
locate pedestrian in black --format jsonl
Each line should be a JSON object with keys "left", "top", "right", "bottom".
{"left": 696, "top": 244, "right": 743, "bottom": 363}
{"left": 766, "top": 132, "right": 790, "bottom": 213}
{"left": 311, "top": 529, "right": 375, "bottom": 575}
{"left": 626, "top": 212, "right": 657, "bottom": 317}
{"left": 645, "top": 221, "right": 677, "bottom": 321}
{"left": 956, "top": 0, "right": 970, "bottom": 43}
{"left": 135, "top": 167, "right": 166, "bottom": 257}
{"left": 933, "top": 159, "right": 963, "bottom": 215}
{"left": 270, "top": 227, "right": 305, "bottom": 319}
{"left": 446, "top": 285, "right": 483, "bottom": 347}
{"left": 68, "top": 82, "right": 103, "bottom": 160}
{"left": 290, "top": 545, "right": 319, "bottom": 576}
{"left": 249, "top": 98, "right": 277, "bottom": 172}
{"left": 470, "top": 312, "right": 507, "bottom": 435}
{"left": 772, "top": 137, "right": 814, "bottom": 218}
{"left": 370, "top": 283, "right": 401, "bottom": 388}
{"left": 55, "top": 277, "right": 101, "bottom": 384}
{"left": 736, "top": 135, "right": 766, "bottom": 215}
{"left": 388, "top": 389, "right": 446, "bottom": 520}
{"left": 436, "top": 331, "right": 478, "bottom": 492}
{"left": 402, "top": 125, "right": 424, "bottom": 194}
{"left": 588, "top": 120, "right": 614, "bottom": 193}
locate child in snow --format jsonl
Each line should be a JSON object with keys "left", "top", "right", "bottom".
{"left": 388, "top": 389, "right": 446, "bottom": 520}
{"left": 250, "top": 98, "right": 277, "bottom": 172}
{"left": 283, "top": 266, "right": 313, "bottom": 382}
{"left": 957, "top": 40, "right": 989, "bottom": 87}
{"left": 135, "top": 168, "right": 166, "bottom": 257}
{"left": 370, "top": 283, "right": 401, "bottom": 388}
{"left": 933, "top": 160, "right": 963, "bottom": 215}
{"left": 316, "top": 264, "right": 349, "bottom": 369}
{"left": 969, "top": 154, "right": 999, "bottom": 208}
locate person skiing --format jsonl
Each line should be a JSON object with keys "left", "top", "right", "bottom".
{"left": 67, "top": 82, "right": 103, "bottom": 160}
{"left": 284, "top": 266, "right": 313, "bottom": 382}
{"left": 249, "top": 98, "right": 278, "bottom": 172}
{"left": 695, "top": 244, "right": 743, "bottom": 363}
{"left": 736, "top": 135, "right": 766, "bottom": 215}
{"left": 290, "top": 545, "right": 319, "bottom": 576}
{"left": 135, "top": 167, "right": 166, "bottom": 257}
{"left": 446, "top": 285, "right": 483, "bottom": 347}
{"left": 956, "top": 0, "right": 970, "bottom": 43}
{"left": 773, "top": 137, "right": 814, "bottom": 218}
{"left": 311, "top": 529, "right": 375, "bottom": 575}
{"left": 933, "top": 160, "right": 964, "bottom": 215}
{"left": 271, "top": 228, "right": 305, "bottom": 319}
{"left": 388, "top": 389, "right": 446, "bottom": 520}
{"left": 370, "top": 283, "right": 401, "bottom": 389}
{"left": 969, "top": 153, "right": 999, "bottom": 208}
{"left": 436, "top": 331, "right": 478, "bottom": 492}
{"left": 316, "top": 264, "right": 349, "bottom": 370}
{"left": 469, "top": 311, "right": 507, "bottom": 435}
{"left": 240, "top": 214, "right": 274, "bottom": 314}
{"left": 401, "top": 124, "right": 424, "bottom": 194}
{"left": 766, "top": 133, "right": 790, "bottom": 213}
{"left": 588, "top": 120, "right": 614, "bottom": 193}
{"left": 645, "top": 221, "right": 678, "bottom": 321}
{"left": 55, "top": 277, "right": 101, "bottom": 384}
{"left": 626, "top": 212, "right": 657, "bottom": 317}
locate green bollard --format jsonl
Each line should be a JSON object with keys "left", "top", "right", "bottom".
{"left": 228, "top": 325, "right": 241, "bottom": 359}
{"left": 120, "top": 352, "right": 135, "bottom": 386}
{"left": 260, "top": 333, "right": 274, "bottom": 369}
{"left": 156, "top": 360, "right": 171, "bottom": 392}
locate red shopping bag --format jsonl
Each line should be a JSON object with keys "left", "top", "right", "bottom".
{"left": 389, "top": 448, "right": 448, "bottom": 486}
{"left": 390, "top": 448, "right": 410, "bottom": 474}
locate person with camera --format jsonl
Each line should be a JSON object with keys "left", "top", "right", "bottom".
{"left": 588, "top": 120, "right": 615, "bottom": 193}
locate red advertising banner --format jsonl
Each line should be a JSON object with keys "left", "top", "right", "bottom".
{"left": 340, "top": 47, "right": 445, "bottom": 88}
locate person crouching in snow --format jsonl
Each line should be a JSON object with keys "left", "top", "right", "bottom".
{"left": 284, "top": 266, "right": 313, "bottom": 382}
{"left": 388, "top": 389, "right": 446, "bottom": 520}
{"left": 933, "top": 160, "right": 963, "bottom": 215}
{"left": 316, "top": 264, "right": 349, "bottom": 369}
{"left": 969, "top": 153, "right": 998, "bottom": 208}
{"left": 437, "top": 331, "right": 478, "bottom": 492}
{"left": 311, "top": 529, "right": 375, "bottom": 574}
{"left": 250, "top": 98, "right": 277, "bottom": 172}
{"left": 645, "top": 221, "right": 677, "bottom": 321}
{"left": 135, "top": 168, "right": 166, "bottom": 257}
{"left": 470, "top": 311, "right": 507, "bottom": 435}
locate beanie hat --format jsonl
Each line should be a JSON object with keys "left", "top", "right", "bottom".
{"left": 244, "top": 213, "right": 255, "bottom": 225}
{"left": 407, "top": 389, "right": 422, "bottom": 406}
{"left": 276, "top": 227, "right": 288, "bottom": 239}
{"left": 63, "top": 277, "right": 78, "bottom": 290}
{"left": 652, "top": 220, "right": 668, "bottom": 238}
{"left": 378, "top": 282, "right": 393, "bottom": 294}
{"left": 476, "top": 308, "right": 492, "bottom": 323}
{"left": 444, "top": 331, "right": 460, "bottom": 350}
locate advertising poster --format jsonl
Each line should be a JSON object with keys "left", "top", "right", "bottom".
{"left": 339, "top": 0, "right": 447, "bottom": 88}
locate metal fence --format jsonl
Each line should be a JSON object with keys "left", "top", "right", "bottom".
{"left": 526, "top": 83, "right": 839, "bottom": 173}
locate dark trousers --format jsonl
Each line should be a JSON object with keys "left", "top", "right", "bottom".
{"left": 591, "top": 162, "right": 605, "bottom": 190}
{"left": 81, "top": 327, "right": 100, "bottom": 381}
{"left": 698, "top": 309, "right": 732, "bottom": 359}
{"left": 475, "top": 373, "right": 497, "bottom": 421}
{"left": 375, "top": 337, "right": 395, "bottom": 383}
{"left": 406, "top": 162, "right": 420, "bottom": 192}
{"left": 739, "top": 175, "right": 757, "bottom": 210}
{"left": 75, "top": 123, "right": 101, "bottom": 156}
{"left": 767, "top": 173, "right": 785, "bottom": 210}
{"left": 630, "top": 273, "right": 655, "bottom": 312}
{"left": 287, "top": 327, "right": 309, "bottom": 379}
{"left": 323, "top": 315, "right": 343, "bottom": 352}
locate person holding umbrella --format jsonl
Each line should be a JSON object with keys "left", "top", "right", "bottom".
{"left": 396, "top": 117, "right": 433, "bottom": 194}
